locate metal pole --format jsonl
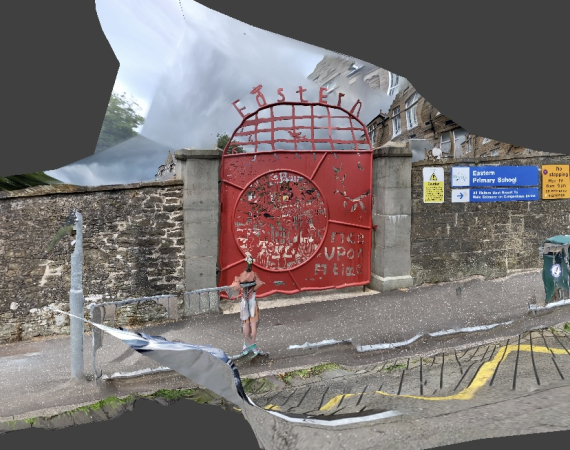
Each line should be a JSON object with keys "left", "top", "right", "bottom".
{"left": 91, "top": 305, "right": 98, "bottom": 382}
{"left": 70, "top": 210, "right": 85, "bottom": 380}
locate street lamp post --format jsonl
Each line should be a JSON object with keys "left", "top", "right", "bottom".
{"left": 69, "top": 209, "right": 85, "bottom": 380}
{"left": 47, "top": 208, "right": 85, "bottom": 380}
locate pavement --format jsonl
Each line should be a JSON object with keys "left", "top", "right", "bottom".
{"left": 2, "top": 268, "right": 570, "bottom": 447}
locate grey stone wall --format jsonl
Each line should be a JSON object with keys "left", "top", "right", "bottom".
{"left": 174, "top": 149, "right": 222, "bottom": 291}
{"left": 369, "top": 142, "right": 413, "bottom": 291}
{"left": 0, "top": 180, "right": 185, "bottom": 343}
{"left": 411, "top": 154, "right": 570, "bottom": 285}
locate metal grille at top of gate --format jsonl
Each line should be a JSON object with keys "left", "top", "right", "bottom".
{"left": 226, "top": 102, "right": 371, "bottom": 154}
{"left": 219, "top": 97, "right": 375, "bottom": 298}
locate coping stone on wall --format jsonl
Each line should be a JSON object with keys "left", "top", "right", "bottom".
{"left": 0, "top": 179, "right": 183, "bottom": 200}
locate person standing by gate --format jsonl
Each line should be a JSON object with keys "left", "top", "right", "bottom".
{"left": 230, "top": 253, "right": 264, "bottom": 355}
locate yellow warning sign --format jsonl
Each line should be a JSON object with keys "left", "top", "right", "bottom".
{"left": 424, "top": 181, "right": 444, "bottom": 203}
{"left": 423, "top": 167, "right": 444, "bottom": 203}
{"left": 542, "top": 165, "right": 570, "bottom": 199}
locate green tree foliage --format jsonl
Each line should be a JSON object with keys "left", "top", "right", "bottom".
{"left": 0, "top": 172, "right": 64, "bottom": 191}
{"left": 96, "top": 92, "right": 145, "bottom": 153}
{"left": 216, "top": 133, "right": 245, "bottom": 153}
{"left": 216, "top": 133, "right": 230, "bottom": 149}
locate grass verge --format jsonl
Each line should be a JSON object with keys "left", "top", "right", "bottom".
{"left": 277, "top": 362, "right": 344, "bottom": 385}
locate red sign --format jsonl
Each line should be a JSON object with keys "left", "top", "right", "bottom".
{"left": 219, "top": 87, "right": 373, "bottom": 298}
{"left": 232, "top": 84, "right": 363, "bottom": 119}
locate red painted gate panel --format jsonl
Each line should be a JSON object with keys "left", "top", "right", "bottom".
{"left": 219, "top": 101, "right": 374, "bottom": 298}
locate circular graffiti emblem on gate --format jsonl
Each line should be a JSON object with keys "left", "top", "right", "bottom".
{"left": 233, "top": 171, "right": 328, "bottom": 270}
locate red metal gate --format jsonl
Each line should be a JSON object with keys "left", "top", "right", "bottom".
{"left": 219, "top": 97, "right": 374, "bottom": 298}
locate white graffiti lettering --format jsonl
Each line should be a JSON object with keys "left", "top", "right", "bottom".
{"left": 314, "top": 264, "right": 327, "bottom": 275}
{"left": 323, "top": 246, "right": 362, "bottom": 261}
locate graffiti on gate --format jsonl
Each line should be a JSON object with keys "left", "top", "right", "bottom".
{"left": 219, "top": 83, "right": 374, "bottom": 297}
{"left": 235, "top": 171, "right": 327, "bottom": 271}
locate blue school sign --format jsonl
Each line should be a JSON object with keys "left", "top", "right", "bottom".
{"left": 451, "top": 166, "right": 539, "bottom": 188}
{"left": 452, "top": 187, "right": 539, "bottom": 203}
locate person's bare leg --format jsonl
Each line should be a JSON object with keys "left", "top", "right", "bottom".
{"left": 242, "top": 321, "right": 251, "bottom": 347}
{"left": 250, "top": 320, "right": 258, "bottom": 346}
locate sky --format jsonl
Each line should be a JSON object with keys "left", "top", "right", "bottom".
{"left": 46, "top": 0, "right": 393, "bottom": 186}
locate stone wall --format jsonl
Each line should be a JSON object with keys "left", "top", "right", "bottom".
{"left": 7, "top": 150, "right": 570, "bottom": 343}
{"left": 411, "top": 154, "right": 570, "bottom": 285}
{"left": 0, "top": 180, "right": 185, "bottom": 343}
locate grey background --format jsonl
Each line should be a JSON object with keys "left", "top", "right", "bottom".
{"left": 1, "top": 1, "right": 568, "bottom": 449}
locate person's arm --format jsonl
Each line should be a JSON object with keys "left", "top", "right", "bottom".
{"left": 229, "top": 275, "right": 241, "bottom": 300}
{"left": 254, "top": 273, "right": 264, "bottom": 292}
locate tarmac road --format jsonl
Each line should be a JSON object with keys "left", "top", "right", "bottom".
{"left": 242, "top": 328, "right": 570, "bottom": 449}
{"left": 1, "top": 269, "right": 570, "bottom": 449}
{"left": 3, "top": 327, "right": 570, "bottom": 449}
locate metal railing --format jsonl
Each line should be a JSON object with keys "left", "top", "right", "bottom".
{"left": 88, "top": 283, "right": 251, "bottom": 381}
{"left": 89, "top": 294, "right": 178, "bottom": 381}
{"left": 182, "top": 282, "right": 254, "bottom": 316}
{"left": 183, "top": 286, "right": 231, "bottom": 316}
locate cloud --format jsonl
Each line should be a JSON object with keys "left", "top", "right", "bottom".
{"left": 47, "top": 135, "right": 174, "bottom": 186}
{"left": 95, "top": 0, "right": 186, "bottom": 114}
{"left": 54, "top": 1, "right": 391, "bottom": 186}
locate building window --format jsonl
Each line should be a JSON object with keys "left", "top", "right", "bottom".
{"left": 392, "top": 107, "right": 401, "bottom": 137}
{"left": 325, "top": 80, "right": 337, "bottom": 93}
{"left": 490, "top": 149, "right": 499, "bottom": 156}
{"left": 348, "top": 63, "right": 361, "bottom": 75}
{"left": 464, "top": 136, "right": 473, "bottom": 153}
{"left": 405, "top": 92, "right": 419, "bottom": 130}
{"left": 369, "top": 124, "right": 377, "bottom": 146}
{"left": 482, "top": 137, "right": 491, "bottom": 144}
{"left": 452, "top": 128, "right": 468, "bottom": 158}
{"left": 440, "top": 132, "right": 451, "bottom": 154}
{"left": 388, "top": 72, "right": 401, "bottom": 96}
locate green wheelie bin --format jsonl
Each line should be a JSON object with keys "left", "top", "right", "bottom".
{"left": 540, "top": 235, "right": 570, "bottom": 303}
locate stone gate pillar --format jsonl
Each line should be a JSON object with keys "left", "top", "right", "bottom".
{"left": 174, "top": 149, "right": 222, "bottom": 292}
{"left": 368, "top": 142, "right": 413, "bottom": 291}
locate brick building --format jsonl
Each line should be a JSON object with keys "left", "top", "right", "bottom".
{"left": 308, "top": 55, "right": 406, "bottom": 101}
{"left": 366, "top": 78, "right": 552, "bottom": 160}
